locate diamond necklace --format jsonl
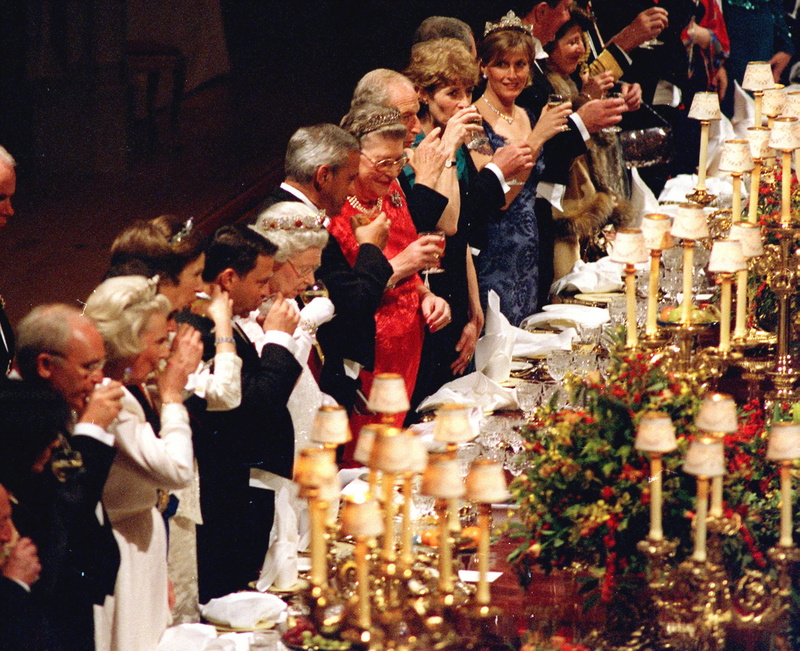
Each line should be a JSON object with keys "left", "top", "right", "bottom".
{"left": 482, "top": 96, "right": 515, "bottom": 124}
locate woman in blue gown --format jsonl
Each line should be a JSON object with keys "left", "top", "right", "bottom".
{"left": 471, "top": 13, "right": 570, "bottom": 326}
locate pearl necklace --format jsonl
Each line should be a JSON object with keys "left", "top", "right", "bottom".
{"left": 482, "top": 96, "right": 515, "bottom": 124}
{"left": 347, "top": 195, "right": 383, "bottom": 215}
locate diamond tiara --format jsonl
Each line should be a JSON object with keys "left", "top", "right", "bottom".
{"left": 484, "top": 11, "right": 533, "bottom": 37}
{"left": 354, "top": 108, "right": 403, "bottom": 139}
{"left": 249, "top": 208, "right": 327, "bottom": 234}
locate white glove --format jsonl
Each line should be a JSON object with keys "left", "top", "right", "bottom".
{"left": 298, "top": 297, "right": 335, "bottom": 330}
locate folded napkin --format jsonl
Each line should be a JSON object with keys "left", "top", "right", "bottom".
{"left": 474, "top": 291, "right": 515, "bottom": 383}
{"left": 417, "top": 371, "right": 518, "bottom": 413}
{"left": 658, "top": 174, "right": 732, "bottom": 207}
{"left": 251, "top": 471, "right": 307, "bottom": 592}
{"left": 158, "top": 624, "right": 219, "bottom": 651}
{"left": 511, "top": 326, "right": 577, "bottom": 358}
{"left": 521, "top": 304, "right": 609, "bottom": 333}
{"left": 629, "top": 167, "right": 659, "bottom": 226}
{"left": 550, "top": 257, "right": 625, "bottom": 296}
{"left": 199, "top": 592, "right": 287, "bottom": 630}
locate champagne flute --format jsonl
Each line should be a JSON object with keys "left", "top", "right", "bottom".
{"left": 419, "top": 231, "right": 446, "bottom": 287}
{"left": 639, "top": 0, "right": 663, "bottom": 49}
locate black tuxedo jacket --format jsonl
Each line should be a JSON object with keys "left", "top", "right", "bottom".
{"left": 258, "top": 186, "right": 393, "bottom": 410}
{"left": 0, "top": 577, "right": 45, "bottom": 651}
{"left": 11, "top": 432, "right": 118, "bottom": 651}
{"left": 194, "top": 329, "right": 302, "bottom": 601}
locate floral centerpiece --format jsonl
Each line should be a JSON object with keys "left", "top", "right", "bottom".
{"left": 507, "top": 349, "right": 789, "bottom": 612}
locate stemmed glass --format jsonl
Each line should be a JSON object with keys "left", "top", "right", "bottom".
{"left": 418, "top": 230, "right": 445, "bottom": 287}
{"left": 299, "top": 279, "right": 328, "bottom": 305}
{"left": 546, "top": 349, "right": 571, "bottom": 382}
{"left": 639, "top": 0, "right": 664, "bottom": 49}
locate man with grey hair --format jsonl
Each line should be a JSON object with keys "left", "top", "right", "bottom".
{"left": 15, "top": 304, "right": 124, "bottom": 651}
{"left": 257, "top": 124, "right": 394, "bottom": 412}
{"left": 0, "top": 144, "right": 15, "bottom": 375}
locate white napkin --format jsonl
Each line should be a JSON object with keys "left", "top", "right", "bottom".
{"left": 733, "top": 81, "right": 755, "bottom": 137}
{"left": 550, "top": 258, "right": 625, "bottom": 296}
{"left": 658, "top": 174, "right": 732, "bottom": 206}
{"left": 251, "top": 471, "right": 305, "bottom": 592}
{"left": 474, "top": 291, "right": 515, "bottom": 383}
{"left": 628, "top": 167, "right": 659, "bottom": 226}
{"left": 416, "top": 371, "right": 518, "bottom": 413}
{"left": 199, "top": 592, "right": 287, "bottom": 630}
{"left": 511, "top": 327, "right": 577, "bottom": 358}
{"left": 157, "top": 624, "right": 218, "bottom": 651}
{"left": 521, "top": 304, "right": 609, "bottom": 332}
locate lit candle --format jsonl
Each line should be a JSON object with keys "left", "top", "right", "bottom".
{"left": 780, "top": 462, "right": 794, "bottom": 547}
{"left": 635, "top": 412, "right": 677, "bottom": 541}
{"left": 437, "top": 498, "right": 453, "bottom": 594}
{"left": 766, "top": 422, "right": 800, "bottom": 546}
{"left": 382, "top": 473, "right": 396, "bottom": 562}
{"left": 693, "top": 477, "right": 710, "bottom": 562}
{"left": 646, "top": 251, "right": 661, "bottom": 337}
{"left": 746, "top": 127, "right": 772, "bottom": 223}
{"left": 476, "top": 504, "right": 492, "bottom": 605}
{"left": 768, "top": 118, "right": 799, "bottom": 226}
{"left": 682, "top": 242, "right": 694, "bottom": 326}
{"left": 710, "top": 476, "right": 723, "bottom": 518}
{"left": 748, "top": 160, "right": 763, "bottom": 223}
{"left": 782, "top": 150, "right": 792, "bottom": 226}
{"left": 719, "top": 276, "right": 732, "bottom": 351}
{"left": 310, "top": 494, "right": 328, "bottom": 587}
{"left": 626, "top": 264, "right": 638, "bottom": 347}
{"left": 697, "top": 121, "right": 710, "bottom": 191}
{"left": 650, "top": 454, "right": 665, "bottom": 541}
{"left": 734, "top": 269, "right": 748, "bottom": 340}
{"left": 354, "top": 537, "right": 371, "bottom": 628}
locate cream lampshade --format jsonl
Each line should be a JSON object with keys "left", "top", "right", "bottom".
{"left": 369, "top": 426, "right": 412, "bottom": 473}
{"left": 405, "top": 433, "right": 429, "bottom": 475}
{"left": 768, "top": 117, "right": 800, "bottom": 151}
{"left": 785, "top": 91, "right": 800, "bottom": 118}
{"left": 610, "top": 228, "right": 649, "bottom": 264}
{"left": 708, "top": 240, "right": 747, "bottom": 274}
{"left": 340, "top": 493, "right": 385, "bottom": 538}
{"left": 746, "top": 126, "right": 773, "bottom": 159}
{"left": 311, "top": 405, "right": 352, "bottom": 445}
{"left": 729, "top": 221, "right": 764, "bottom": 258}
{"left": 684, "top": 439, "right": 726, "bottom": 477}
{"left": 687, "top": 91, "right": 722, "bottom": 121}
{"left": 434, "top": 404, "right": 477, "bottom": 444}
{"left": 641, "top": 214, "right": 674, "bottom": 250}
{"left": 741, "top": 61, "right": 774, "bottom": 91}
{"left": 718, "top": 139, "right": 755, "bottom": 174}
{"left": 635, "top": 412, "right": 678, "bottom": 453}
{"left": 762, "top": 85, "right": 786, "bottom": 117}
{"left": 367, "top": 373, "right": 410, "bottom": 414}
{"left": 671, "top": 203, "right": 709, "bottom": 240}
{"left": 421, "top": 453, "right": 465, "bottom": 499}
{"left": 767, "top": 422, "right": 800, "bottom": 461}
{"left": 695, "top": 393, "right": 739, "bottom": 434}
{"left": 353, "top": 423, "right": 386, "bottom": 465}
{"left": 294, "top": 447, "right": 339, "bottom": 488}
{"left": 465, "top": 459, "right": 510, "bottom": 504}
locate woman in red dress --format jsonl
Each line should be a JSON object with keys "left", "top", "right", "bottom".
{"left": 329, "top": 104, "right": 451, "bottom": 450}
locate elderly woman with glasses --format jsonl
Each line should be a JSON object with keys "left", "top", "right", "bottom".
{"left": 84, "top": 276, "right": 203, "bottom": 651}
{"left": 329, "top": 104, "right": 451, "bottom": 455}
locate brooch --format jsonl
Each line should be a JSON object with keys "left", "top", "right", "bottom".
{"left": 389, "top": 191, "right": 403, "bottom": 208}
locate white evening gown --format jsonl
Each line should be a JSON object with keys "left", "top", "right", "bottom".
{"left": 97, "top": 388, "right": 194, "bottom": 651}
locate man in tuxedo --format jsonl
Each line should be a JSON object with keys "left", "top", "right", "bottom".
{"left": 0, "top": 145, "right": 16, "bottom": 374}
{"left": 256, "top": 124, "right": 396, "bottom": 412}
{"left": 0, "top": 482, "right": 44, "bottom": 651}
{"left": 15, "top": 305, "right": 124, "bottom": 651}
{"left": 196, "top": 225, "right": 302, "bottom": 601}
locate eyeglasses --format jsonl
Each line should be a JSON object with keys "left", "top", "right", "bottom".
{"left": 361, "top": 151, "right": 408, "bottom": 174}
{"left": 286, "top": 258, "right": 319, "bottom": 279}
{"left": 47, "top": 351, "right": 106, "bottom": 375}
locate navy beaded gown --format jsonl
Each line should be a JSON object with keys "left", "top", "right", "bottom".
{"left": 476, "top": 115, "right": 542, "bottom": 326}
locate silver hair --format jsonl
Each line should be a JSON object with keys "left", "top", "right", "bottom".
{"left": 0, "top": 145, "right": 16, "bottom": 168}
{"left": 284, "top": 124, "right": 360, "bottom": 184}
{"left": 84, "top": 276, "right": 172, "bottom": 364}
{"left": 16, "top": 304, "right": 84, "bottom": 381}
{"left": 351, "top": 69, "right": 415, "bottom": 108}
{"left": 251, "top": 202, "right": 329, "bottom": 263}
{"left": 340, "top": 103, "right": 406, "bottom": 144}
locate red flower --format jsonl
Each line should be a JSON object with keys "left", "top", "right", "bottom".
{"left": 601, "top": 486, "right": 614, "bottom": 500}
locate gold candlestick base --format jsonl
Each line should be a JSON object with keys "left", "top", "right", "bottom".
{"left": 686, "top": 188, "right": 717, "bottom": 206}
